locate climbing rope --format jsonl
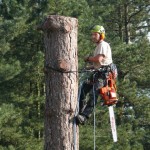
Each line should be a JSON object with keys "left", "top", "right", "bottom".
{"left": 45, "top": 65, "right": 81, "bottom": 73}
{"left": 73, "top": 80, "right": 84, "bottom": 150}
{"left": 93, "top": 73, "right": 96, "bottom": 150}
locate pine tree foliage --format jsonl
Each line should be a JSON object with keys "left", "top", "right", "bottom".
{"left": 0, "top": 0, "right": 149, "bottom": 149}
{"left": 0, "top": 0, "right": 44, "bottom": 149}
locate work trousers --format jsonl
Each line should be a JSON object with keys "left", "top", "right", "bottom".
{"left": 79, "top": 72, "right": 105, "bottom": 118}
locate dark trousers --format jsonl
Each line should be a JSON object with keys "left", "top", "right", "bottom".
{"left": 79, "top": 72, "right": 105, "bottom": 118}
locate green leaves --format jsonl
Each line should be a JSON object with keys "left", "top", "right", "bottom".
{"left": 0, "top": 104, "right": 23, "bottom": 149}
{"left": 0, "top": 59, "right": 21, "bottom": 83}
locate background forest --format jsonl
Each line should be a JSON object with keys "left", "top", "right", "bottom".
{"left": 0, "top": 0, "right": 150, "bottom": 150}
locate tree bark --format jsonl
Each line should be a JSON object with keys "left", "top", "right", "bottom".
{"left": 38, "top": 15, "right": 78, "bottom": 150}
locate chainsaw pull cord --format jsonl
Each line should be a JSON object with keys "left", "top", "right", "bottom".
{"left": 93, "top": 73, "right": 96, "bottom": 150}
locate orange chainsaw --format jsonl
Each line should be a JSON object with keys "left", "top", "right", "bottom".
{"left": 100, "top": 72, "right": 118, "bottom": 142}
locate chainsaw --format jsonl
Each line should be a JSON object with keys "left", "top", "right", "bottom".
{"left": 100, "top": 73, "right": 118, "bottom": 142}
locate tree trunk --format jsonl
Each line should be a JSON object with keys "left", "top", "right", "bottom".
{"left": 38, "top": 15, "right": 78, "bottom": 150}
{"left": 117, "top": 5, "right": 124, "bottom": 42}
{"left": 124, "top": 3, "right": 131, "bottom": 44}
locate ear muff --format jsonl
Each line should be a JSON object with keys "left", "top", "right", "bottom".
{"left": 100, "top": 33, "right": 105, "bottom": 40}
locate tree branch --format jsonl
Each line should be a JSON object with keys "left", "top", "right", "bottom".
{"left": 128, "top": 4, "right": 150, "bottom": 23}
{"left": 128, "top": 8, "right": 143, "bottom": 23}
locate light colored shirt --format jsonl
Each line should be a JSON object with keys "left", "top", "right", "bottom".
{"left": 93, "top": 40, "right": 112, "bottom": 69}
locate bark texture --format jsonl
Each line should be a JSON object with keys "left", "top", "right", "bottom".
{"left": 39, "top": 15, "right": 78, "bottom": 150}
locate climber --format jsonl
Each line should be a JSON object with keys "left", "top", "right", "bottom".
{"left": 76, "top": 25, "right": 116, "bottom": 125}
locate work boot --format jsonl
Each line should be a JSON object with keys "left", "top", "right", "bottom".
{"left": 76, "top": 114, "right": 87, "bottom": 125}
